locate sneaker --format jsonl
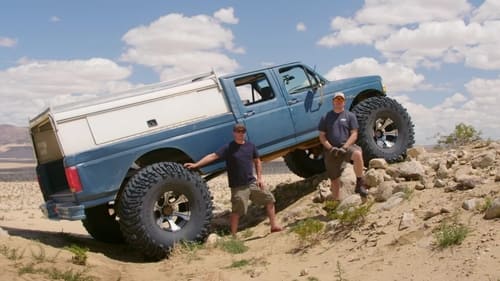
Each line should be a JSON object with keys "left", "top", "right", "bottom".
{"left": 355, "top": 182, "right": 368, "bottom": 198}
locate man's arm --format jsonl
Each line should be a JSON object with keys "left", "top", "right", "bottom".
{"left": 343, "top": 129, "right": 358, "bottom": 149}
{"left": 254, "top": 158, "right": 264, "bottom": 188}
{"left": 319, "top": 131, "right": 334, "bottom": 150}
{"left": 184, "top": 153, "right": 219, "bottom": 170}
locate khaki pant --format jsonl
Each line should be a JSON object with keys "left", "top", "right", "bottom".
{"left": 230, "top": 183, "right": 275, "bottom": 216}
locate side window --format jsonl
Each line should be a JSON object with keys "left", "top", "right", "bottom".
{"left": 279, "top": 66, "right": 319, "bottom": 95}
{"left": 235, "top": 73, "right": 275, "bottom": 106}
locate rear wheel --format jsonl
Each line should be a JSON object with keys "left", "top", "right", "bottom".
{"left": 82, "top": 203, "right": 124, "bottom": 243}
{"left": 352, "top": 96, "right": 415, "bottom": 164}
{"left": 117, "top": 162, "right": 213, "bottom": 261}
{"left": 283, "top": 146, "right": 325, "bottom": 178}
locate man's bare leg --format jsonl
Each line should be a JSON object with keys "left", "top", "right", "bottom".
{"left": 330, "top": 177, "right": 341, "bottom": 201}
{"left": 266, "top": 203, "right": 282, "bottom": 232}
{"left": 230, "top": 212, "right": 240, "bottom": 237}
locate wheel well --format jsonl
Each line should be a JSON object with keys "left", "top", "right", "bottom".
{"left": 135, "top": 148, "right": 192, "bottom": 168}
{"left": 350, "top": 90, "right": 384, "bottom": 111}
{"left": 115, "top": 148, "right": 192, "bottom": 205}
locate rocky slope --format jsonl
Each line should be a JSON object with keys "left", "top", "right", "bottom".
{"left": 0, "top": 141, "right": 499, "bottom": 281}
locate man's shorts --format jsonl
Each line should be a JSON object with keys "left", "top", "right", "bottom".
{"left": 324, "top": 144, "right": 361, "bottom": 180}
{"left": 230, "top": 182, "right": 275, "bottom": 216}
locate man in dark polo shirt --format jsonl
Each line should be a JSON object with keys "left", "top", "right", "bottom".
{"left": 184, "top": 123, "right": 282, "bottom": 236}
{"left": 318, "top": 92, "right": 368, "bottom": 202}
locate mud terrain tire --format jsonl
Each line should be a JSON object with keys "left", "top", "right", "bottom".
{"left": 352, "top": 96, "right": 415, "bottom": 164}
{"left": 284, "top": 148, "right": 325, "bottom": 178}
{"left": 117, "top": 162, "right": 212, "bottom": 261}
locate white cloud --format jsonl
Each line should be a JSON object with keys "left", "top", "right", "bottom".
{"left": 50, "top": 16, "right": 61, "bottom": 22}
{"left": 324, "top": 57, "right": 424, "bottom": 92}
{"left": 374, "top": 20, "right": 483, "bottom": 68}
{"left": 0, "top": 58, "right": 132, "bottom": 125}
{"left": 213, "top": 7, "right": 239, "bottom": 24}
{"left": 355, "top": 0, "right": 472, "bottom": 25}
{"left": 471, "top": 0, "right": 500, "bottom": 22}
{"left": 317, "top": 1, "right": 500, "bottom": 71}
{"left": 121, "top": 11, "right": 242, "bottom": 79}
{"left": 465, "top": 43, "right": 500, "bottom": 70}
{"left": 296, "top": 22, "right": 306, "bottom": 32}
{"left": 318, "top": 17, "right": 393, "bottom": 47}
{"left": 393, "top": 76, "right": 500, "bottom": 144}
{"left": 0, "top": 37, "right": 17, "bottom": 47}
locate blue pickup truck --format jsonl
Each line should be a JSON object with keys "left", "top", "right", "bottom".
{"left": 29, "top": 61, "right": 414, "bottom": 260}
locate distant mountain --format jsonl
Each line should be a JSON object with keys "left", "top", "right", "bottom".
{"left": 0, "top": 124, "right": 30, "bottom": 145}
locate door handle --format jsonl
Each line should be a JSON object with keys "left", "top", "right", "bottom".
{"left": 244, "top": 111, "right": 255, "bottom": 117}
{"left": 288, "top": 98, "right": 300, "bottom": 105}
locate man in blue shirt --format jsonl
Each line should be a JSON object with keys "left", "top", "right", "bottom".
{"left": 318, "top": 92, "right": 368, "bottom": 202}
{"left": 184, "top": 124, "right": 282, "bottom": 236}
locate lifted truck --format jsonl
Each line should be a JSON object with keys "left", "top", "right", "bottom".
{"left": 29, "top": 62, "right": 414, "bottom": 260}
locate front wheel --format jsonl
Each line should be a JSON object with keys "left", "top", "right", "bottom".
{"left": 352, "top": 96, "right": 415, "bottom": 164}
{"left": 283, "top": 146, "right": 325, "bottom": 178}
{"left": 117, "top": 162, "right": 213, "bottom": 261}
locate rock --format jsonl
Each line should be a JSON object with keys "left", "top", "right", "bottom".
{"left": 471, "top": 151, "right": 496, "bottom": 169}
{"left": 364, "top": 169, "right": 386, "bottom": 188}
{"left": 337, "top": 194, "right": 362, "bottom": 211}
{"left": 393, "top": 181, "right": 417, "bottom": 194}
{"left": 455, "top": 175, "right": 483, "bottom": 190}
{"left": 399, "top": 212, "right": 416, "bottom": 230}
{"left": 445, "top": 152, "right": 458, "bottom": 168}
{"left": 407, "top": 147, "right": 426, "bottom": 159}
{"left": 457, "top": 149, "right": 468, "bottom": 159}
{"left": 387, "top": 160, "right": 425, "bottom": 181}
{"left": 374, "top": 181, "right": 396, "bottom": 202}
{"left": 377, "top": 193, "right": 405, "bottom": 211}
{"left": 495, "top": 169, "right": 500, "bottom": 182}
{"left": 454, "top": 166, "right": 474, "bottom": 180}
{"left": 434, "top": 179, "right": 447, "bottom": 188}
{"left": 484, "top": 198, "right": 500, "bottom": 219}
{"left": 369, "top": 158, "right": 388, "bottom": 169}
{"left": 415, "top": 182, "right": 425, "bottom": 190}
{"left": 205, "top": 233, "right": 221, "bottom": 247}
{"left": 462, "top": 198, "right": 482, "bottom": 211}
{"left": 436, "top": 163, "right": 450, "bottom": 179}
{"left": 325, "top": 220, "right": 340, "bottom": 232}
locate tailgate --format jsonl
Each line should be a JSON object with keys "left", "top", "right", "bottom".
{"left": 30, "top": 113, "right": 70, "bottom": 200}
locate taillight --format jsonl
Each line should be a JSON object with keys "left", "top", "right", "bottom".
{"left": 64, "top": 166, "right": 83, "bottom": 193}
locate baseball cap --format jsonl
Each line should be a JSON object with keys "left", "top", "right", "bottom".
{"left": 333, "top": 92, "right": 345, "bottom": 100}
{"left": 233, "top": 123, "right": 246, "bottom": 132}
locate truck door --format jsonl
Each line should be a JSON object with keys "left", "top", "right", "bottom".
{"left": 275, "top": 65, "right": 329, "bottom": 143}
{"left": 222, "top": 71, "right": 296, "bottom": 155}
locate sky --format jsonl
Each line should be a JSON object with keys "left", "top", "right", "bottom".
{"left": 1, "top": 0, "right": 499, "bottom": 145}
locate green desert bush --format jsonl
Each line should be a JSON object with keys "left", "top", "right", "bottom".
{"left": 436, "top": 123, "right": 482, "bottom": 148}
{"left": 434, "top": 218, "right": 469, "bottom": 248}
{"left": 327, "top": 202, "right": 373, "bottom": 227}
{"left": 217, "top": 237, "right": 248, "bottom": 254}
{"left": 64, "top": 244, "right": 88, "bottom": 266}
{"left": 291, "top": 218, "right": 324, "bottom": 245}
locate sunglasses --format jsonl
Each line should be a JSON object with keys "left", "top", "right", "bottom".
{"left": 234, "top": 129, "right": 246, "bottom": 133}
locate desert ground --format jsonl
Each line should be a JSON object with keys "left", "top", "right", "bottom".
{"left": 0, "top": 143, "right": 499, "bottom": 281}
